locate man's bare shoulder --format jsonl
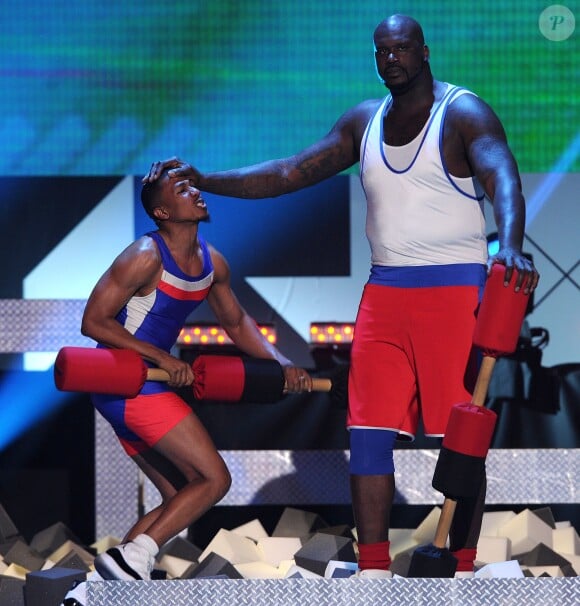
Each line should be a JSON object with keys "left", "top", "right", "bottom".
{"left": 114, "top": 234, "right": 162, "bottom": 270}
{"left": 337, "top": 97, "right": 386, "bottom": 141}
{"left": 446, "top": 90, "right": 504, "bottom": 133}
{"left": 344, "top": 97, "right": 385, "bottom": 122}
{"left": 129, "top": 234, "right": 160, "bottom": 256}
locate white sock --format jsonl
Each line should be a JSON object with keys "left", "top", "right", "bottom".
{"left": 132, "top": 533, "right": 159, "bottom": 557}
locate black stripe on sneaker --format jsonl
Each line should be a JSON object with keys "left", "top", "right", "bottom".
{"left": 107, "top": 547, "right": 142, "bottom": 580}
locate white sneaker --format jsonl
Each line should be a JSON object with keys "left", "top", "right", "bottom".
{"left": 354, "top": 569, "right": 393, "bottom": 579}
{"left": 95, "top": 540, "right": 154, "bottom": 581}
{"left": 454, "top": 570, "right": 475, "bottom": 578}
{"left": 61, "top": 580, "right": 87, "bottom": 606}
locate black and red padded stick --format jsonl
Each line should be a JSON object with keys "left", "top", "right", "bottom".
{"left": 54, "top": 347, "right": 332, "bottom": 402}
{"left": 408, "top": 264, "right": 531, "bottom": 578}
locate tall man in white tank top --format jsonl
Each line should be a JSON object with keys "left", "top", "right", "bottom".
{"left": 144, "top": 14, "right": 539, "bottom": 578}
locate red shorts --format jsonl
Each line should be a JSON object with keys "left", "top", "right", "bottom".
{"left": 92, "top": 390, "right": 192, "bottom": 456}
{"left": 347, "top": 283, "right": 480, "bottom": 440}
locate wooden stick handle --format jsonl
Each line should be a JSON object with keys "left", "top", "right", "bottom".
{"left": 433, "top": 497, "right": 457, "bottom": 549}
{"left": 147, "top": 368, "right": 170, "bottom": 381}
{"left": 471, "top": 355, "right": 497, "bottom": 407}
{"left": 146, "top": 368, "right": 333, "bottom": 393}
{"left": 312, "top": 378, "right": 332, "bottom": 392}
{"left": 432, "top": 354, "right": 498, "bottom": 549}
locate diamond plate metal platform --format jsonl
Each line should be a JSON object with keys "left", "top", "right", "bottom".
{"left": 0, "top": 299, "right": 92, "bottom": 351}
{"left": 88, "top": 578, "right": 580, "bottom": 606}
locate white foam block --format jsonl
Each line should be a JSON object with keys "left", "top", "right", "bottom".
{"left": 324, "top": 559, "right": 358, "bottom": 578}
{"left": 235, "top": 561, "right": 285, "bottom": 579}
{"left": 552, "top": 526, "right": 580, "bottom": 556}
{"left": 555, "top": 521, "right": 571, "bottom": 529}
{"left": 411, "top": 507, "right": 441, "bottom": 543}
{"left": 257, "top": 537, "right": 302, "bottom": 568}
{"left": 475, "top": 536, "right": 511, "bottom": 565}
{"left": 480, "top": 510, "right": 517, "bottom": 537}
{"left": 3, "top": 563, "right": 28, "bottom": 580}
{"left": 497, "top": 509, "right": 553, "bottom": 555}
{"left": 48, "top": 540, "right": 95, "bottom": 566}
{"left": 198, "top": 529, "right": 261, "bottom": 565}
{"left": 231, "top": 519, "right": 269, "bottom": 542}
{"left": 389, "top": 528, "right": 419, "bottom": 558}
{"left": 277, "top": 559, "right": 296, "bottom": 577}
{"left": 284, "top": 564, "right": 323, "bottom": 578}
{"left": 475, "top": 560, "right": 524, "bottom": 579}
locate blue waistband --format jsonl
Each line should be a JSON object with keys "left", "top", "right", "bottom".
{"left": 368, "top": 264, "right": 486, "bottom": 288}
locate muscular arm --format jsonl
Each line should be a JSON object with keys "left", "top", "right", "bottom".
{"left": 448, "top": 95, "right": 538, "bottom": 291}
{"left": 199, "top": 128, "right": 354, "bottom": 198}
{"left": 205, "top": 247, "right": 291, "bottom": 363}
{"left": 205, "top": 245, "right": 312, "bottom": 391}
{"left": 81, "top": 237, "right": 194, "bottom": 385}
{"left": 144, "top": 102, "right": 378, "bottom": 198}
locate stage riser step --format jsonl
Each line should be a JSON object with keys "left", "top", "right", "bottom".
{"left": 87, "top": 577, "right": 579, "bottom": 606}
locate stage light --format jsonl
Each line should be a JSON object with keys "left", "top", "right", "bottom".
{"left": 177, "top": 323, "right": 277, "bottom": 347}
{"left": 309, "top": 322, "right": 354, "bottom": 371}
{"left": 309, "top": 322, "right": 355, "bottom": 345}
{"left": 0, "top": 369, "right": 74, "bottom": 452}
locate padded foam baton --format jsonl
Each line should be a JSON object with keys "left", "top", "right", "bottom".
{"left": 192, "top": 355, "right": 290, "bottom": 403}
{"left": 408, "top": 264, "right": 531, "bottom": 578}
{"left": 54, "top": 347, "right": 332, "bottom": 402}
{"left": 54, "top": 347, "right": 148, "bottom": 399}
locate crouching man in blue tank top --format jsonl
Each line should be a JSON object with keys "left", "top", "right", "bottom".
{"left": 61, "top": 167, "right": 313, "bottom": 604}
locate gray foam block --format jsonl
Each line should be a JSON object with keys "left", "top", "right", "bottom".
{"left": 0, "top": 504, "right": 20, "bottom": 544}
{"left": 0, "top": 576, "right": 26, "bottom": 606}
{"left": 522, "top": 569, "right": 534, "bottom": 577}
{"left": 272, "top": 507, "right": 328, "bottom": 539}
{"left": 390, "top": 547, "right": 416, "bottom": 577}
{"left": 54, "top": 550, "right": 91, "bottom": 573}
{"left": 180, "top": 552, "right": 243, "bottom": 579}
{"left": 3, "top": 540, "right": 45, "bottom": 572}
{"left": 294, "top": 533, "right": 357, "bottom": 577}
{"left": 157, "top": 536, "right": 202, "bottom": 563}
{"left": 517, "top": 543, "right": 573, "bottom": 568}
{"left": 0, "top": 537, "right": 22, "bottom": 558}
{"left": 317, "top": 525, "right": 354, "bottom": 540}
{"left": 29, "top": 522, "right": 86, "bottom": 558}
{"left": 531, "top": 507, "right": 556, "bottom": 529}
{"left": 24, "top": 567, "right": 85, "bottom": 606}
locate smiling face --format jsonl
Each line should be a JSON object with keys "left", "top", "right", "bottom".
{"left": 373, "top": 15, "right": 430, "bottom": 94}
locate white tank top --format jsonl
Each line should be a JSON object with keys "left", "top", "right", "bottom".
{"left": 360, "top": 83, "right": 487, "bottom": 267}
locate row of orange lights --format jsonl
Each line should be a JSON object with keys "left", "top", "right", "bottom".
{"left": 177, "top": 324, "right": 277, "bottom": 346}
{"left": 310, "top": 322, "right": 355, "bottom": 344}
{"left": 177, "top": 322, "right": 355, "bottom": 347}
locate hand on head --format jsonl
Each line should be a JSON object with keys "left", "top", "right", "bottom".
{"left": 142, "top": 157, "right": 199, "bottom": 184}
